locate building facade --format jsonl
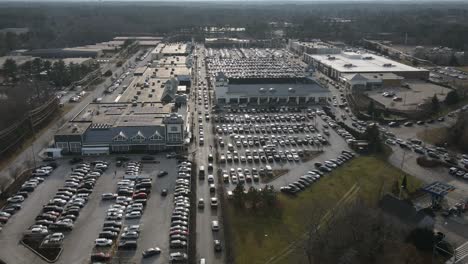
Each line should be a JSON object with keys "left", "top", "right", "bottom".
{"left": 214, "top": 72, "right": 329, "bottom": 105}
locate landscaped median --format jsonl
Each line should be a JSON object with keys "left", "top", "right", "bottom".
{"left": 224, "top": 156, "right": 422, "bottom": 264}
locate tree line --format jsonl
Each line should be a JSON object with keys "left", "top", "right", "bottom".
{"left": 1, "top": 2, "right": 468, "bottom": 55}
{"left": 3, "top": 57, "right": 98, "bottom": 87}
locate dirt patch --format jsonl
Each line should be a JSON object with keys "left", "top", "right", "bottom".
{"left": 261, "top": 169, "right": 289, "bottom": 183}
{"left": 301, "top": 150, "right": 322, "bottom": 162}
{"left": 21, "top": 238, "right": 62, "bottom": 262}
{"left": 416, "top": 156, "right": 445, "bottom": 168}
{"left": 417, "top": 127, "right": 449, "bottom": 146}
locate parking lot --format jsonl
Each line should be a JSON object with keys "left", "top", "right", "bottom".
{"left": 209, "top": 106, "right": 355, "bottom": 193}
{"left": 0, "top": 155, "right": 183, "bottom": 264}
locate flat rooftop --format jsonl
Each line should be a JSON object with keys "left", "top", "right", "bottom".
{"left": 153, "top": 66, "right": 191, "bottom": 79}
{"left": 342, "top": 72, "right": 404, "bottom": 82}
{"left": 56, "top": 122, "right": 91, "bottom": 136}
{"left": 71, "top": 102, "right": 173, "bottom": 127}
{"left": 121, "top": 74, "right": 167, "bottom": 103}
{"left": 158, "top": 56, "right": 188, "bottom": 67}
{"left": 158, "top": 43, "right": 189, "bottom": 55}
{"left": 310, "top": 52, "right": 427, "bottom": 73}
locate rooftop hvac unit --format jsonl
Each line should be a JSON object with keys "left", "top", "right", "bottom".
{"left": 362, "top": 56, "right": 374, "bottom": 60}
{"left": 343, "top": 64, "right": 354, "bottom": 68}
{"left": 383, "top": 63, "right": 393, "bottom": 67}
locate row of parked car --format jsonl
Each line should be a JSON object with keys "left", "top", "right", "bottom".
{"left": 167, "top": 161, "right": 192, "bottom": 263}
{"left": 92, "top": 161, "right": 158, "bottom": 262}
{"left": 215, "top": 122, "right": 321, "bottom": 136}
{"left": 25, "top": 161, "right": 107, "bottom": 246}
{"left": 0, "top": 164, "right": 58, "bottom": 228}
{"left": 280, "top": 150, "right": 355, "bottom": 195}
{"left": 214, "top": 113, "right": 309, "bottom": 124}
{"left": 449, "top": 167, "right": 468, "bottom": 180}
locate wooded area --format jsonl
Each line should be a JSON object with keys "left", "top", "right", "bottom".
{"left": 0, "top": 2, "right": 468, "bottom": 56}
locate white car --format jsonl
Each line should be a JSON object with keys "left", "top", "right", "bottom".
{"left": 121, "top": 231, "right": 139, "bottom": 239}
{"left": 48, "top": 233, "right": 64, "bottom": 242}
{"left": 207, "top": 175, "right": 214, "bottom": 183}
{"left": 211, "top": 220, "right": 220, "bottom": 231}
{"left": 95, "top": 238, "right": 113, "bottom": 247}
{"left": 7, "top": 195, "right": 25, "bottom": 203}
{"left": 125, "top": 211, "right": 142, "bottom": 219}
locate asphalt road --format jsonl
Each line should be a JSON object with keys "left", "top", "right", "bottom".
{"left": 192, "top": 44, "right": 226, "bottom": 264}
{"left": 0, "top": 50, "right": 143, "bottom": 186}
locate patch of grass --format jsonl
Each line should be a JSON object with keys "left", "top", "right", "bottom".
{"left": 227, "top": 156, "right": 422, "bottom": 264}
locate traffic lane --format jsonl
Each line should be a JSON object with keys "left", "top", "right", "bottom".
{"left": 59, "top": 160, "right": 118, "bottom": 264}
{"left": 388, "top": 146, "right": 468, "bottom": 199}
{"left": 195, "top": 93, "right": 225, "bottom": 261}
{"left": 388, "top": 146, "right": 452, "bottom": 184}
{"left": 386, "top": 118, "right": 457, "bottom": 140}
{"left": 0, "top": 162, "right": 73, "bottom": 264}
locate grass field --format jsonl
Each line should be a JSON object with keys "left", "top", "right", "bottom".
{"left": 226, "top": 156, "right": 422, "bottom": 264}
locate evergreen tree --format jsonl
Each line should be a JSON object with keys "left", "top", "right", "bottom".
{"left": 431, "top": 94, "right": 440, "bottom": 113}
{"left": 3, "top": 58, "right": 18, "bottom": 80}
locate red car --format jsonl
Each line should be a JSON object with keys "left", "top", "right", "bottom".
{"left": 169, "top": 229, "right": 189, "bottom": 236}
{"left": 132, "top": 193, "right": 147, "bottom": 199}
{"left": 91, "top": 252, "right": 111, "bottom": 261}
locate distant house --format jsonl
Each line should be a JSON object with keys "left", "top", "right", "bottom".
{"left": 379, "top": 194, "right": 434, "bottom": 228}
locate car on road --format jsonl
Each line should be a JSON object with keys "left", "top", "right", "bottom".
{"left": 198, "top": 198, "right": 204, "bottom": 209}
{"left": 210, "top": 197, "right": 218, "bottom": 208}
{"left": 142, "top": 247, "right": 161, "bottom": 258}
{"left": 214, "top": 240, "right": 223, "bottom": 252}
{"left": 158, "top": 170, "right": 168, "bottom": 177}
{"left": 212, "top": 220, "right": 220, "bottom": 231}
